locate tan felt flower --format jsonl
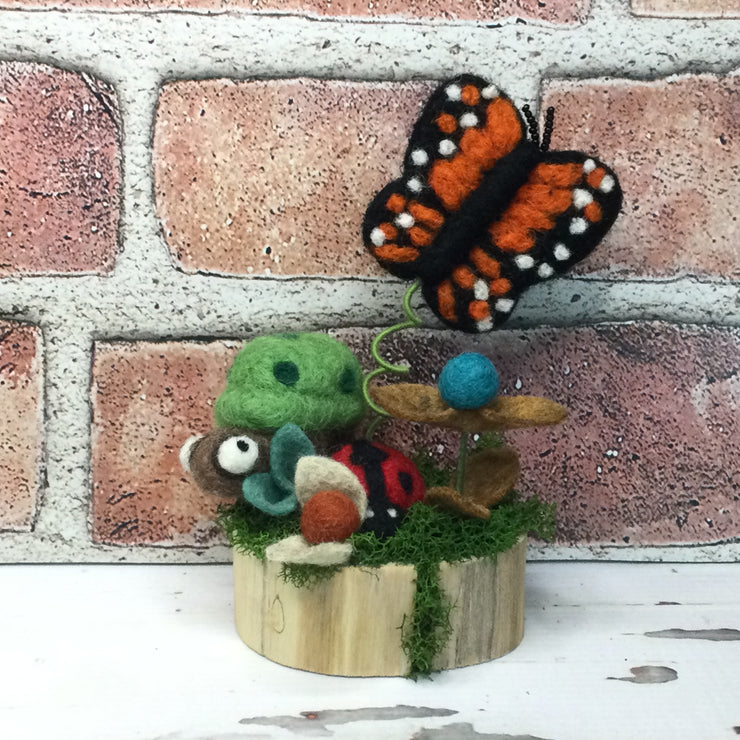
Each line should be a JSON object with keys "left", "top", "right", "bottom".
{"left": 371, "top": 384, "right": 568, "bottom": 432}
{"left": 425, "top": 447, "right": 521, "bottom": 519}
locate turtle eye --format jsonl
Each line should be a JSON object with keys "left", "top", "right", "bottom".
{"left": 216, "top": 435, "right": 260, "bottom": 476}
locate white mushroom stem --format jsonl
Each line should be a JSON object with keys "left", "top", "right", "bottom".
{"left": 265, "top": 535, "right": 353, "bottom": 566}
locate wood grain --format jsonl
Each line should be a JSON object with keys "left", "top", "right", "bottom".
{"left": 233, "top": 536, "right": 526, "bottom": 676}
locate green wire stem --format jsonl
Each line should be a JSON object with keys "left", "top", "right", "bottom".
{"left": 455, "top": 431, "right": 469, "bottom": 493}
{"left": 362, "top": 280, "right": 423, "bottom": 425}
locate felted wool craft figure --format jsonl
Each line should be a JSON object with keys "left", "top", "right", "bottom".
{"left": 181, "top": 423, "right": 315, "bottom": 515}
{"left": 181, "top": 332, "right": 368, "bottom": 509}
{"left": 363, "top": 74, "right": 622, "bottom": 333}
{"left": 215, "top": 333, "right": 367, "bottom": 433}
{"left": 371, "top": 352, "right": 568, "bottom": 519}
{"left": 266, "top": 455, "right": 370, "bottom": 566}
{"left": 179, "top": 427, "right": 271, "bottom": 498}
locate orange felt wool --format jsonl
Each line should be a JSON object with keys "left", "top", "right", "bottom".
{"left": 584, "top": 201, "right": 603, "bottom": 222}
{"left": 470, "top": 246, "right": 502, "bottom": 278}
{"left": 386, "top": 193, "right": 407, "bottom": 213}
{"left": 300, "top": 489, "right": 361, "bottom": 544}
{"left": 408, "top": 202, "right": 445, "bottom": 229}
{"left": 379, "top": 222, "right": 398, "bottom": 240}
{"left": 374, "top": 244, "right": 420, "bottom": 262}
{"left": 428, "top": 156, "right": 484, "bottom": 211}
{"left": 483, "top": 98, "right": 524, "bottom": 156}
{"left": 408, "top": 226, "right": 434, "bottom": 246}
{"left": 531, "top": 161, "right": 582, "bottom": 188}
{"left": 429, "top": 98, "right": 524, "bottom": 212}
{"left": 453, "top": 265, "right": 476, "bottom": 289}
{"left": 468, "top": 300, "right": 489, "bottom": 320}
{"left": 435, "top": 112, "right": 457, "bottom": 134}
{"left": 437, "top": 280, "right": 457, "bottom": 322}
{"left": 489, "top": 277, "right": 512, "bottom": 296}
{"left": 460, "top": 84, "right": 480, "bottom": 106}
{"left": 586, "top": 167, "right": 606, "bottom": 190}
{"left": 491, "top": 170, "right": 578, "bottom": 252}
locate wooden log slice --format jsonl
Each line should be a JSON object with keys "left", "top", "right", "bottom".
{"left": 233, "top": 536, "right": 526, "bottom": 676}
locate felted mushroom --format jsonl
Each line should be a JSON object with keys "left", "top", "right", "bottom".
{"left": 370, "top": 353, "right": 568, "bottom": 519}
{"left": 265, "top": 456, "right": 367, "bottom": 566}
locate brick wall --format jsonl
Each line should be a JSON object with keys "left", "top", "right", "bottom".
{"left": 0, "top": 0, "right": 738, "bottom": 562}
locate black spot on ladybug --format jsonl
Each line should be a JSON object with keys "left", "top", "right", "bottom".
{"left": 398, "top": 471, "right": 414, "bottom": 495}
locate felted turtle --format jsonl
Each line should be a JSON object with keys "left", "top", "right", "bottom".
{"left": 180, "top": 332, "right": 369, "bottom": 513}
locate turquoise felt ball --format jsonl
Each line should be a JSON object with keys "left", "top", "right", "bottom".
{"left": 438, "top": 353, "right": 499, "bottom": 410}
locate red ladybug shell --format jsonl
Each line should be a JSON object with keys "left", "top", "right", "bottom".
{"left": 332, "top": 440, "right": 425, "bottom": 538}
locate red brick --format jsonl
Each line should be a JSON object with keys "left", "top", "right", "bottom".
{"left": 154, "top": 79, "right": 434, "bottom": 277}
{"left": 91, "top": 341, "right": 238, "bottom": 546}
{"left": 334, "top": 323, "right": 740, "bottom": 547}
{"left": 541, "top": 76, "right": 740, "bottom": 281}
{"left": 0, "top": 322, "right": 44, "bottom": 532}
{"left": 0, "top": 63, "right": 120, "bottom": 276}
{"left": 632, "top": 0, "right": 740, "bottom": 16}
{"left": 0, "top": 0, "right": 588, "bottom": 22}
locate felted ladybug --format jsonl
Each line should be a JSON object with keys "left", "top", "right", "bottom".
{"left": 331, "top": 440, "right": 425, "bottom": 538}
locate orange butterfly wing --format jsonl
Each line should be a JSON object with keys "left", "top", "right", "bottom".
{"left": 422, "top": 153, "right": 621, "bottom": 332}
{"left": 363, "top": 75, "right": 622, "bottom": 333}
{"left": 363, "top": 75, "right": 527, "bottom": 281}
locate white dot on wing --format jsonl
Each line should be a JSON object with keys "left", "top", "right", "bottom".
{"left": 474, "top": 279, "right": 489, "bottom": 300}
{"left": 569, "top": 217, "right": 588, "bottom": 235}
{"left": 395, "top": 212, "right": 414, "bottom": 229}
{"left": 370, "top": 228, "right": 386, "bottom": 246}
{"left": 410, "top": 149, "right": 428, "bottom": 166}
{"left": 477, "top": 318, "right": 493, "bottom": 332}
{"left": 553, "top": 243, "right": 571, "bottom": 261}
{"left": 600, "top": 174, "right": 615, "bottom": 193}
{"left": 438, "top": 139, "right": 457, "bottom": 156}
{"left": 583, "top": 159, "right": 596, "bottom": 173}
{"left": 495, "top": 298, "right": 514, "bottom": 313}
{"left": 406, "top": 177, "right": 422, "bottom": 193}
{"left": 538, "top": 263, "right": 554, "bottom": 278}
{"left": 572, "top": 188, "right": 593, "bottom": 209}
{"left": 514, "top": 254, "right": 535, "bottom": 269}
{"left": 459, "top": 112, "right": 479, "bottom": 128}
{"left": 445, "top": 84, "right": 462, "bottom": 101}
{"left": 481, "top": 85, "right": 499, "bottom": 99}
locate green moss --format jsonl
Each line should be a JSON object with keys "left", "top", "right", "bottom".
{"left": 400, "top": 559, "right": 453, "bottom": 680}
{"left": 218, "top": 494, "right": 555, "bottom": 679}
{"left": 280, "top": 562, "right": 343, "bottom": 588}
{"left": 216, "top": 499, "right": 300, "bottom": 560}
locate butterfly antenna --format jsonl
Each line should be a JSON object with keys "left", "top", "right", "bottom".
{"left": 521, "top": 104, "right": 540, "bottom": 148}
{"left": 541, "top": 106, "right": 556, "bottom": 152}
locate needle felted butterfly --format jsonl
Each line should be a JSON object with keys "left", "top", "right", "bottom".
{"left": 363, "top": 74, "right": 622, "bottom": 333}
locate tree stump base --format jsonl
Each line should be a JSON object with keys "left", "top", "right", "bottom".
{"left": 233, "top": 536, "right": 526, "bottom": 677}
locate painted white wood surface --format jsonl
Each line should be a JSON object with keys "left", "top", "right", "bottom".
{"left": 0, "top": 562, "right": 738, "bottom": 740}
